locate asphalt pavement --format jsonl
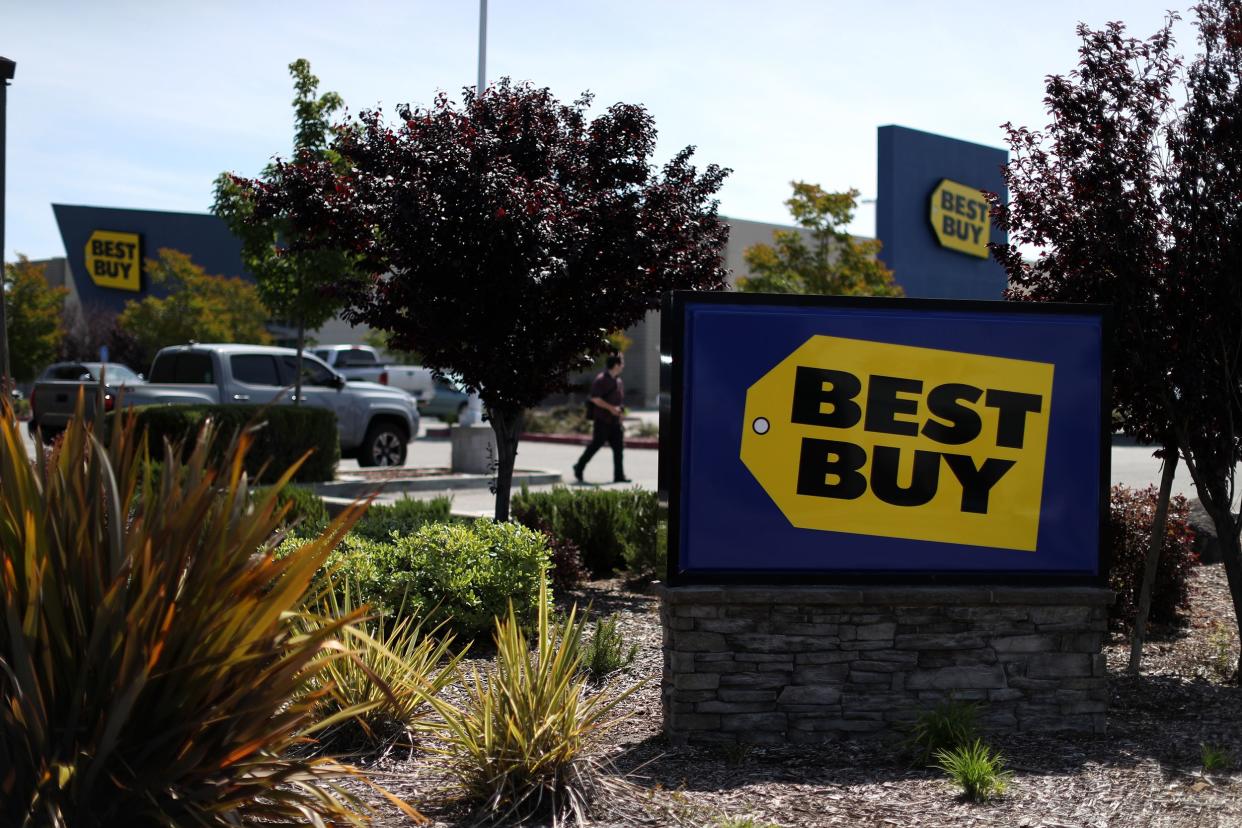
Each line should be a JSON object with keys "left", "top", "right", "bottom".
{"left": 15, "top": 411, "right": 1207, "bottom": 514}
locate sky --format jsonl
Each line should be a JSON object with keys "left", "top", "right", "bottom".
{"left": 2, "top": 0, "right": 1195, "bottom": 264}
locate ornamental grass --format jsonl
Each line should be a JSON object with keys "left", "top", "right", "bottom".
{"left": 0, "top": 399, "right": 418, "bottom": 826}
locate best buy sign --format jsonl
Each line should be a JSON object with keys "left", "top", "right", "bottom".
{"left": 740, "top": 335, "right": 1053, "bottom": 551}
{"left": 84, "top": 230, "right": 141, "bottom": 292}
{"left": 929, "top": 179, "right": 990, "bottom": 258}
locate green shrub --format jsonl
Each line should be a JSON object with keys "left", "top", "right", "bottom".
{"left": 352, "top": 494, "right": 456, "bottom": 540}
{"left": 512, "top": 486, "right": 659, "bottom": 577}
{"left": 424, "top": 579, "right": 638, "bottom": 824}
{"left": 108, "top": 404, "right": 340, "bottom": 482}
{"left": 1202, "top": 743, "right": 1233, "bottom": 772}
{"left": 935, "top": 739, "right": 1011, "bottom": 802}
{"left": 1108, "top": 484, "right": 1198, "bottom": 630}
{"left": 306, "top": 521, "right": 551, "bottom": 643}
{"left": 582, "top": 613, "right": 639, "bottom": 679}
{"left": 254, "top": 483, "right": 329, "bottom": 533}
{"left": 904, "top": 700, "right": 981, "bottom": 766}
{"left": 0, "top": 403, "right": 380, "bottom": 825}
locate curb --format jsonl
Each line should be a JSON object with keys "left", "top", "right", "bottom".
{"left": 311, "top": 468, "right": 563, "bottom": 499}
{"left": 424, "top": 428, "right": 658, "bottom": 449}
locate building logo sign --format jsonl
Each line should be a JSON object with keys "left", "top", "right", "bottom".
{"left": 929, "top": 179, "right": 990, "bottom": 258}
{"left": 84, "top": 230, "right": 141, "bottom": 292}
{"left": 739, "top": 335, "right": 1053, "bottom": 551}
{"left": 664, "top": 293, "right": 1109, "bottom": 585}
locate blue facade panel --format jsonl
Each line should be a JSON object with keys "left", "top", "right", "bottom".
{"left": 52, "top": 204, "right": 248, "bottom": 315}
{"left": 876, "top": 125, "right": 1008, "bottom": 299}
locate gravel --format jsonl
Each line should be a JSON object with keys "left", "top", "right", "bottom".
{"left": 352, "top": 565, "right": 1242, "bottom": 827}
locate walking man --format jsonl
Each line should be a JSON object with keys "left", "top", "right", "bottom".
{"left": 573, "top": 354, "right": 631, "bottom": 484}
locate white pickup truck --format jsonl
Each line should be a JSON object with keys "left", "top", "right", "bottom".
{"left": 30, "top": 344, "right": 420, "bottom": 466}
{"left": 310, "top": 345, "right": 436, "bottom": 405}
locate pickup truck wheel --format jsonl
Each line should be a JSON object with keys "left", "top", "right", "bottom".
{"left": 359, "top": 421, "right": 408, "bottom": 467}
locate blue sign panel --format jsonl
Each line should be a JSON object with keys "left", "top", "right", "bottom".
{"left": 53, "top": 204, "right": 248, "bottom": 316}
{"left": 876, "top": 125, "right": 1009, "bottom": 299}
{"left": 662, "top": 292, "right": 1109, "bottom": 585}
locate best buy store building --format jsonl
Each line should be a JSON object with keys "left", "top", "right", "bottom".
{"left": 42, "top": 125, "right": 1006, "bottom": 404}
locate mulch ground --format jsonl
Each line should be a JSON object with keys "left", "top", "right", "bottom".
{"left": 354, "top": 564, "right": 1242, "bottom": 827}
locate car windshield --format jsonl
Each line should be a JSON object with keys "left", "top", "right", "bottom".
{"left": 82, "top": 363, "right": 141, "bottom": 383}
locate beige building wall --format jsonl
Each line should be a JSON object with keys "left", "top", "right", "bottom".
{"left": 619, "top": 215, "right": 810, "bottom": 407}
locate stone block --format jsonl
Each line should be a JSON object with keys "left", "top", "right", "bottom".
{"left": 857, "top": 622, "right": 898, "bottom": 641}
{"left": 719, "top": 712, "right": 787, "bottom": 732}
{"left": 793, "top": 665, "right": 850, "bottom": 683}
{"left": 674, "top": 690, "right": 717, "bottom": 702}
{"left": 673, "top": 632, "right": 727, "bottom": 652}
{"left": 670, "top": 652, "right": 696, "bottom": 672}
{"left": 697, "top": 701, "right": 775, "bottom": 714}
{"left": 1059, "top": 633, "right": 1104, "bottom": 652}
{"left": 672, "top": 713, "right": 720, "bottom": 730}
{"left": 674, "top": 673, "right": 720, "bottom": 691}
{"left": 720, "top": 672, "right": 790, "bottom": 689}
{"left": 695, "top": 618, "right": 754, "bottom": 634}
{"left": 734, "top": 653, "right": 795, "bottom": 663}
{"left": 1030, "top": 606, "right": 1092, "bottom": 625}
{"left": 778, "top": 686, "right": 841, "bottom": 705}
{"left": 796, "top": 651, "right": 857, "bottom": 665}
{"left": 670, "top": 617, "right": 694, "bottom": 631}
{"left": 905, "top": 665, "right": 1007, "bottom": 690}
{"left": 846, "top": 671, "right": 893, "bottom": 686}
{"left": 848, "top": 660, "right": 907, "bottom": 673}
{"left": 718, "top": 689, "right": 778, "bottom": 703}
{"left": 1027, "top": 653, "right": 1093, "bottom": 678}
{"left": 895, "top": 632, "right": 986, "bottom": 650}
{"left": 676, "top": 604, "right": 720, "bottom": 618}
{"left": 992, "top": 634, "right": 1057, "bottom": 653}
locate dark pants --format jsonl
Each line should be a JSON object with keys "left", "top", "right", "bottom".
{"left": 575, "top": 418, "right": 625, "bottom": 480}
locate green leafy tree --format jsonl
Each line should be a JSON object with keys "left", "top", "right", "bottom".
{"left": 737, "top": 182, "right": 902, "bottom": 296}
{"left": 4, "top": 256, "right": 68, "bottom": 382}
{"left": 117, "top": 249, "right": 271, "bottom": 367}
{"left": 213, "top": 59, "right": 358, "bottom": 403}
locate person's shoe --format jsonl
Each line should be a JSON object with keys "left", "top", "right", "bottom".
{"left": 572, "top": 463, "right": 584, "bottom": 483}
{"left": 613, "top": 476, "right": 633, "bottom": 483}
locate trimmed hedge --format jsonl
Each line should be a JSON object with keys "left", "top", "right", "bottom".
{"left": 253, "top": 484, "right": 329, "bottom": 534}
{"left": 109, "top": 405, "right": 339, "bottom": 483}
{"left": 512, "top": 486, "right": 660, "bottom": 577}
{"left": 352, "top": 495, "right": 457, "bottom": 541}
{"left": 1108, "top": 484, "right": 1198, "bottom": 629}
{"left": 302, "top": 520, "right": 552, "bottom": 642}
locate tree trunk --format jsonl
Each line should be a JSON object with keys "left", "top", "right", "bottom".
{"left": 1207, "top": 509, "right": 1242, "bottom": 681}
{"left": 294, "top": 318, "right": 305, "bottom": 406}
{"left": 1128, "top": 446, "right": 1178, "bottom": 673}
{"left": 489, "top": 405, "right": 522, "bottom": 522}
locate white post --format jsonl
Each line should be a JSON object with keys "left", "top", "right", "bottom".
{"left": 461, "top": 0, "right": 488, "bottom": 427}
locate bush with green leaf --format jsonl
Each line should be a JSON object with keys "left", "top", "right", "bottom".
{"left": 0, "top": 401, "right": 407, "bottom": 826}
{"left": 522, "top": 404, "right": 592, "bottom": 435}
{"left": 1202, "top": 743, "right": 1233, "bottom": 773}
{"left": 935, "top": 739, "right": 1011, "bottom": 802}
{"left": 513, "top": 485, "right": 660, "bottom": 577}
{"left": 424, "top": 579, "right": 639, "bottom": 824}
{"left": 583, "top": 613, "right": 639, "bottom": 679}
{"left": 310, "top": 520, "right": 552, "bottom": 643}
{"left": 904, "top": 700, "right": 981, "bottom": 766}
{"left": 107, "top": 402, "right": 340, "bottom": 482}
{"left": 351, "top": 494, "right": 456, "bottom": 540}
{"left": 1108, "top": 484, "right": 1197, "bottom": 630}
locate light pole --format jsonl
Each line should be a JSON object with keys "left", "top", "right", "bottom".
{"left": 461, "top": 2, "right": 487, "bottom": 426}
{"left": 0, "top": 56, "right": 14, "bottom": 387}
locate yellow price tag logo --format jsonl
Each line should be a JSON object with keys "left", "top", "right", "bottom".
{"left": 84, "top": 230, "right": 141, "bottom": 292}
{"left": 740, "top": 335, "right": 1054, "bottom": 552}
{"left": 930, "top": 179, "right": 991, "bottom": 258}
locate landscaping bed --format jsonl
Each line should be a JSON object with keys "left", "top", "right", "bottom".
{"left": 357, "top": 564, "right": 1242, "bottom": 827}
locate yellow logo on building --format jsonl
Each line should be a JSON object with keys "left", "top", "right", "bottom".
{"left": 84, "top": 230, "right": 141, "bottom": 292}
{"left": 739, "top": 335, "right": 1055, "bottom": 551}
{"left": 930, "top": 179, "right": 990, "bottom": 258}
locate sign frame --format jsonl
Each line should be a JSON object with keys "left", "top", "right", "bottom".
{"left": 660, "top": 291, "right": 1113, "bottom": 588}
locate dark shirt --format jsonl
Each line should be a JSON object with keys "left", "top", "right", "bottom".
{"left": 590, "top": 371, "right": 624, "bottom": 423}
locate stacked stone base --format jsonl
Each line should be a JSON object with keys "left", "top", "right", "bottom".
{"left": 658, "top": 585, "right": 1112, "bottom": 746}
